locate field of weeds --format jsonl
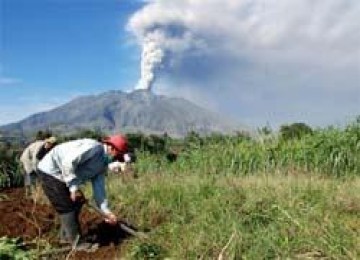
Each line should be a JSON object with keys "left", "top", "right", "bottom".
{"left": 0, "top": 119, "right": 359, "bottom": 259}
{"left": 106, "top": 172, "right": 359, "bottom": 259}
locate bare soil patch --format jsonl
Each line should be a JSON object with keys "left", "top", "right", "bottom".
{"left": 0, "top": 188, "right": 131, "bottom": 259}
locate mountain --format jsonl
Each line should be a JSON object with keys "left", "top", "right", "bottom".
{"left": 0, "top": 90, "right": 245, "bottom": 137}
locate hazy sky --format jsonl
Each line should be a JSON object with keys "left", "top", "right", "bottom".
{"left": 1, "top": 0, "right": 359, "bottom": 129}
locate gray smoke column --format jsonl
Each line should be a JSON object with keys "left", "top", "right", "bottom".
{"left": 136, "top": 30, "right": 165, "bottom": 90}
{"left": 127, "top": 2, "right": 204, "bottom": 91}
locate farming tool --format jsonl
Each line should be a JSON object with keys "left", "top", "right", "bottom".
{"left": 85, "top": 201, "right": 149, "bottom": 240}
{"left": 39, "top": 201, "right": 148, "bottom": 257}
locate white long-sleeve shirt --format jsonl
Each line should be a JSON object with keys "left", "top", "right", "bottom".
{"left": 38, "top": 138, "right": 111, "bottom": 214}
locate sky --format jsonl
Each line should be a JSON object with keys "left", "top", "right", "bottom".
{"left": 1, "top": 0, "right": 359, "bottom": 129}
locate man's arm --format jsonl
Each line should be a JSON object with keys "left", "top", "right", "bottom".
{"left": 91, "top": 173, "right": 117, "bottom": 224}
{"left": 91, "top": 173, "right": 110, "bottom": 214}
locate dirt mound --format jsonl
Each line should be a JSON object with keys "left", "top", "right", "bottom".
{"left": 0, "top": 188, "right": 131, "bottom": 259}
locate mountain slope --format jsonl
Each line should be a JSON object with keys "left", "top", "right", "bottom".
{"left": 0, "top": 90, "right": 245, "bottom": 137}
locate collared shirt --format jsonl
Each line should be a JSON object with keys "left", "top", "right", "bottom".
{"left": 38, "top": 138, "right": 111, "bottom": 214}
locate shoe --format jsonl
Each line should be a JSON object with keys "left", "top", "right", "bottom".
{"left": 59, "top": 211, "right": 80, "bottom": 243}
{"left": 58, "top": 227, "right": 70, "bottom": 245}
{"left": 59, "top": 212, "right": 99, "bottom": 252}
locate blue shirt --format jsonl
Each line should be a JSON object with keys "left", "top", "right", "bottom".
{"left": 38, "top": 138, "right": 111, "bottom": 214}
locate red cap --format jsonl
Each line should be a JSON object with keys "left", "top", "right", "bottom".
{"left": 103, "top": 134, "right": 128, "bottom": 153}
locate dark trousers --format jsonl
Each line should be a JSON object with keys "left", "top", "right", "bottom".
{"left": 38, "top": 170, "right": 82, "bottom": 214}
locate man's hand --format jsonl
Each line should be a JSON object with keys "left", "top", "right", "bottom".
{"left": 104, "top": 212, "right": 118, "bottom": 225}
{"left": 70, "top": 190, "right": 86, "bottom": 203}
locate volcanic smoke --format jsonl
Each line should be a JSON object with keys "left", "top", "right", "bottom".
{"left": 135, "top": 32, "right": 165, "bottom": 91}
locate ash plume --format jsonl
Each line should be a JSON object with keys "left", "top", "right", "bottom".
{"left": 135, "top": 31, "right": 164, "bottom": 90}
{"left": 127, "top": 2, "right": 205, "bottom": 91}
{"left": 126, "top": 0, "right": 360, "bottom": 126}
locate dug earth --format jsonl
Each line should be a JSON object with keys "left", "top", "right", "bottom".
{"left": 0, "top": 188, "right": 131, "bottom": 259}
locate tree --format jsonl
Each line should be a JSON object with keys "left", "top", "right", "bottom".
{"left": 35, "top": 129, "right": 53, "bottom": 140}
{"left": 280, "top": 122, "right": 313, "bottom": 140}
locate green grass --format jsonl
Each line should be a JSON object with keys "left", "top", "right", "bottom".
{"left": 134, "top": 121, "right": 360, "bottom": 178}
{"left": 2, "top": 119, "right": 359, "bottom": 258}
{"left": 91, "top": 120, "right": 360, "bottom": 257}
{"left": 105, "top": 173, "right": 359, "bottom": 259}
{"left": 0, "top": 237, "right": 35, "bottom": 260}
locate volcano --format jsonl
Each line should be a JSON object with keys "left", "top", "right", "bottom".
{"left": 0, "top": 90, "right": 245, "bottom": 137}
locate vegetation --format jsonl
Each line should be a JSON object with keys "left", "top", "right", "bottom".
{"left": 0, "top": 143, "right": 23, "bottom": 188}
{"left": 0, "top": 118, "right": 359, "bottom": 258}
{"left": 107, "top": 172, "right": 359, "bottom": 259}
{"left": 279, "top": 122, "right": 313, "bottom": 141}
{"left": 136, "top": 119, "right": 360, "bottom": 177}
{"left": 0, "top": 237, "right": 35, "bottom": 259}
{"left": 110, "top": 118, "right": 359, "bottom": 258}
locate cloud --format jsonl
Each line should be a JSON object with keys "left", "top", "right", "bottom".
{"left": 128, "top": 0, "right": 360, "bottom": 64}
{"left": 0, "top": 77, "right": 22, "bottom": 86}
{"left": 127, "top": 0, "right": 360, "bottom": 127}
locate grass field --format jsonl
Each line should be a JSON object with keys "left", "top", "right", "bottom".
{"left": 105, "top": 171, "right": 359, "bottom": 259}
{"left": 1, "top": 119, "right": 359, "bottom": 259}
{"left": 104, "top": 121, "right": 360, "bottom": 258}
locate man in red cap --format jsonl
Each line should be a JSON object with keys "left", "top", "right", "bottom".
{"left": 37, "top": 134, "right": 128, "bottom": 251}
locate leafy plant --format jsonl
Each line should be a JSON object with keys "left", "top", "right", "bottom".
{"left": 0, "top": 237, "right": 34, "bottom": 260}
{"left": 130, "top": 243, "right": 166, "bottom": 259}
{"left": 0, "top": 144, "right": 23, "bottom": 189}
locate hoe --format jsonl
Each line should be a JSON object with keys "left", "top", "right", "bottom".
{"left": 39, "top": 201, "right": 148, "bottom": 257}
{"left": 85, "top": 201, "right": 149, "bottom": 240}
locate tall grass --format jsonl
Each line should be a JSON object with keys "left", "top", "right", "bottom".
{"left": 136, "top": 120, "right": 360, "bottom": 177}
{"left": 0, "top": 146, "right": 23, "bottom": 189}
{"left": 105, "top": 173, "right": 359, "bottom": 259}
{"left": 111, "top": 120, "right": 360, "bottom": 258}
{"left": 1, "top": 119, "right": 359, "bottom": 258}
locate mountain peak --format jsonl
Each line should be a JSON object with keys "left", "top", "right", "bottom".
{"left": 130, "top": 89, "right": 152, "bottom": 95}
{"left": 0, "top": 90, "right": 245, "bottom": 137}
{"left": 128, "top": 89, "right": 155, "bottom": 102}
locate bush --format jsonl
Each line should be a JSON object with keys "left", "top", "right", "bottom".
{"left": 0, "top": 143, "right": 23, "bottom": 189}
{"left": 0, "top": 237, "right": 35, "bottom": 260}
{"left": 280, "top": 122, "right": 313, "bottom": 141}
